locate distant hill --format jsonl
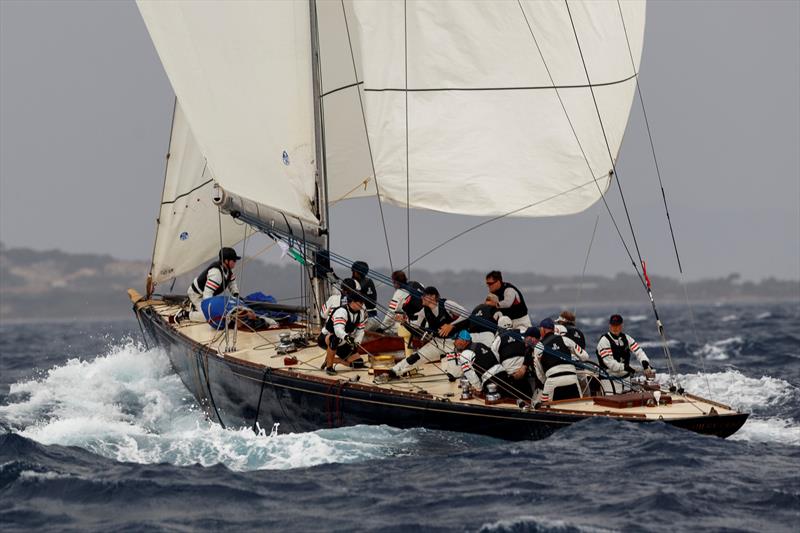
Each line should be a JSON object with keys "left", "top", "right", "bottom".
{"left": 0, "top": 243, "right": 797, "bottom": 321}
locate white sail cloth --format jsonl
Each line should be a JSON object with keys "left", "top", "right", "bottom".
{"left": 138, "top": 0, "right": 319, "bottom": 225}
{"left": 150, "top": 103, "right": 244, "bottom": 284}
{"left": 348, "top": 0, "right": 646, "bottom": 217}
{"left": 138, "top": 0, "right": 646, "bottom": 281}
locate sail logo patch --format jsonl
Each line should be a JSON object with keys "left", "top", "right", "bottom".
{"left": 282, "top": 150, "right": 290, "bottom": 166}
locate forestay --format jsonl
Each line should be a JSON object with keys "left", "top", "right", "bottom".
{"left": 150, "top": 103, "right": 244, "bottom": 284}
{"left": 348, "top": 0, "right": 646, "bottom": 218}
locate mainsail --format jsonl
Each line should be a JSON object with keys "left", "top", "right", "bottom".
{"left": 138, "top": 0, "right": 646, "bottom": 274}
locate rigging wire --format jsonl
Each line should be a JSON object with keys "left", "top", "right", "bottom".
{"left": 615, "top": 0, "right": 709, "bottom": 393}
{"left": 563, "top": 0, "right": 678, "bottom": 380}
{"left": 402, "top": 173, "right": 609, "bottom": 270}
{"left": 574, "top": 214, "right": 600, "bottom": 318}
{"left": 340, "top": 0, "right": 394, "bottom": 272}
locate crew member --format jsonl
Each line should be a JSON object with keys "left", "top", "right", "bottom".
{"left": 481, "top": 316, "right": 533, "bottom": 400}
{"left": 382, "top": 271, "right": 426, "bottom": 355}
{"left": 318, "top": 291, "right": 367, "bottom": 375}
{"left": 442, "top": 330, "right": 498, "bottom": 391}
{"left": 176, "top": 247, "right": 241, "bottom": 323}
{"left": 467, "top": 294, "right": 502, "bottom": 346}
{"left": 533, "top": 318, "right": 589, "bottom": 401}
{"left": 485, "top": 270, "right": 531, "bottom": 329}
{"left": 386, "top": 286, "right": 468, "bottom": 378}
{"left": 320, "top": 278, "right": 360, "bottom": 321}
{"left": 555, "top": 310, "right": 586, "bottom": 350}
{"left": 351, "top": 260, "right": 380, "bottom": 331}
{"left": 595, "top": 314, "right": 655, "bottom": 394}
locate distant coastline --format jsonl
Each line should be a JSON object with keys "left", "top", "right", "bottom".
{"left": 1, "top": 244, "right": 797, "bottom": 321}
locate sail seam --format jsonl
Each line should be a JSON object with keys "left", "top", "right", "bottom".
{"left": 320, "top": 81, "right": 362, "bottom": 98}
{"left": 362, "top": 73, "right": 637, "bottom": 93}
{"left": 160, "top": 178, "right": 214, "bottom": 206}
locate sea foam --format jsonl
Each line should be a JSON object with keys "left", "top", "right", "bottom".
{"left": 0, "top": 341, "right": 421, "bottom": 471}
{"left": 675, "top": 369, "right": 800, "bottom": 446}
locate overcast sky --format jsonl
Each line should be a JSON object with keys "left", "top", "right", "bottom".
{"left": 1, "top": 0, "right": 798, "bottom": 283}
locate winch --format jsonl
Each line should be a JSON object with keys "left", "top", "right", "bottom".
{"left": 459, "top": 377, "right": 473, "bottom": 400}
{"left": 485, "top": 383, "right": 502, "bottom": 404}
{"left": 275, "top": 332, "right": 297, "bottom": 355}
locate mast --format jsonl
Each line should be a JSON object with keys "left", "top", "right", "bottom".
{"left": 309, "top": 0, "right": 329, "bottom": 329}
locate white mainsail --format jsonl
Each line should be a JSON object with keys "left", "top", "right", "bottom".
{"left": 348, "top": 0, "right": 646, "bottom": 217}
{"left": 150, "top": 102, "right": 244, "bottom": 284}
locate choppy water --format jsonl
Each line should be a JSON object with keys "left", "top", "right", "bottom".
{"left": 1, "top": 301, "right": 798, "bottom": 531}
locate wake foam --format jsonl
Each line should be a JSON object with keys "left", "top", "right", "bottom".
{"left": 673, "top": 369, "right": 800, "bottom": 446}
{"left": 0, "top": 341, "right": 422, "bottom": 471}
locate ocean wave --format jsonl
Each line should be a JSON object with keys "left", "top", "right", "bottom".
{"left": 721, "top": 314, "right": 738, "bottom": 322}
{"left": 0, "top": 341, "right": 428, "bottom": 471}
{"left": 637, "top": 339, "right": 679, "bottom": 349}
{"left": 692, "top": 336, "right": 743, "bottom": 360}
{"left": 674, "top": 369, "right": 800, "bottom": 446}
{"left": 478, "top": 516, "right": 615, "bottom": 533}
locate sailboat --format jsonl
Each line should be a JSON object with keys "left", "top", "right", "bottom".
{"left": 129, "top": 0, "right": 748, "bottom": 441}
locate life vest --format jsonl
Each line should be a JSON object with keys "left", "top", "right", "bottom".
{"left": 596, "top": 332, "right": 631, "bottom": 370}
{"left": 360, "top": 277, "right": 378, "bottom": 316}
{"left": 323, "top": 305, "right": 362, "bottom": 336}
{"left": 564, "top": 325, "right": 587, "bottom": 350}
{"left": 423, "top": 298, "right": 466, "bottom": 336}
{"left": 192, "top": 261, "right": 234, "bottom": 296}
{"left": 468, "top": 304, "right": 497, "bottom": 333}
{"left": 467, "top": 342, "right": 498, "bottom": 377}
{"left": 539, "top": 333, "right": 577, "bottom": 376}
{"left": 400, "top": 281, "right": 425, "bottom": 321}
{"left": 490, "top": 282, "right": 528, "bottom": 320}
{"left": 494, "top": 330, "right": 526, "bottom": 362}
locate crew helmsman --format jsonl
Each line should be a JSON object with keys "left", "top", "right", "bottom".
{"left": 318, "top": 291, "right": 367, "bottom": 375}
{"left": 351, "top": 260, "right": 380, "bottom": 331}
{"left": 485, "top": 270, "right": 531, "bottom": 329}
{"left": 387, "top": 286, "right": 468, "bottom": 379}
{"left": 596, "top": 314, "right": 655, "bottom": 394}
{"left": 177, "top": 247, "right": 241, "bottom": 324}
{"left": 380, "top": 271, "right": 424, "bottom": 336}
{"left": 533, "top": 318, "right": 589, "bottom": 402}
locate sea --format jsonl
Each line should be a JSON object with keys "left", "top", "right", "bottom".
{"left": 1, "top": 301, "right": 798, "bottom": 532}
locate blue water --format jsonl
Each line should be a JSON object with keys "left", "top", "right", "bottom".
{"left": 1, "top": 301, "right": 798, "bottom": 531}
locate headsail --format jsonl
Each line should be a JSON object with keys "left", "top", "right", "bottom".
{"left": 137, "top": 0, "right": 319, "bottom": 226}
{"left": 347, "top": 0, "right": 646, "bottom": 218}
{"left": 150, "top": 102, "right": 244, "bottom": 285}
